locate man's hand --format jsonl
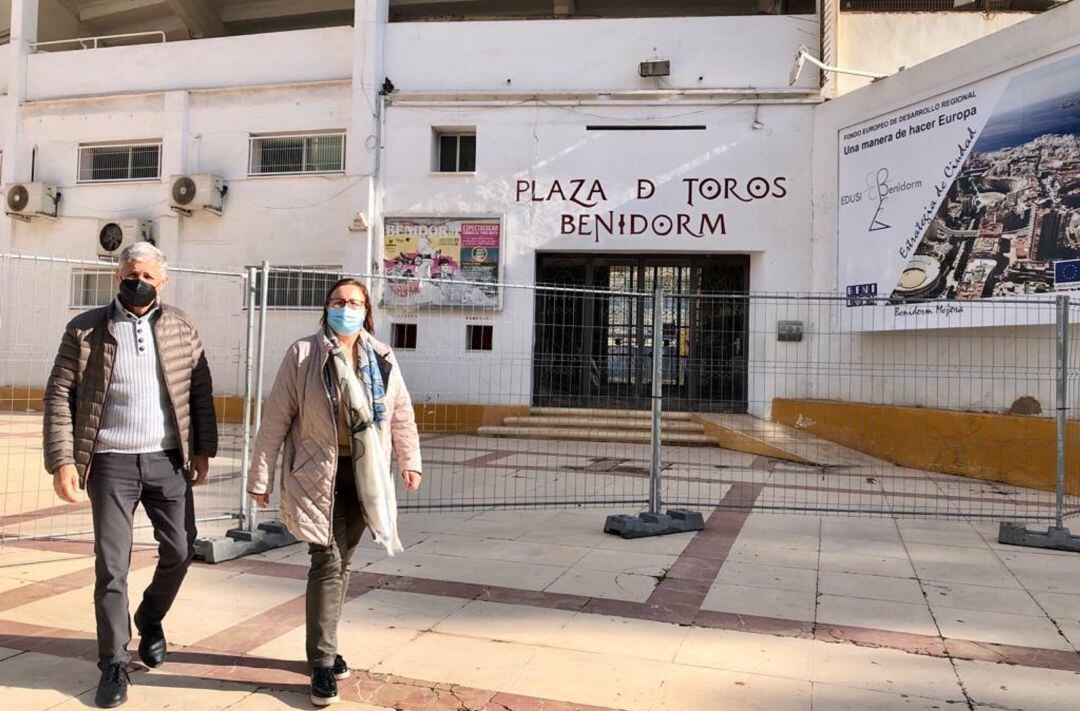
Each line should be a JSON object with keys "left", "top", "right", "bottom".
{"left": 402, "top": 470, "right": 422, "bottom": 491}
{"left": 190, "top": 455, "right": 210, "bottom": 486}
{"left": 249, "top": 492, "right": 271, "bottom": 509}
{"left": 53, "top": 465, "right": 80, "bottom": 503}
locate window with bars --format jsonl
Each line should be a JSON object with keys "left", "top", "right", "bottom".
{"left": 248, "top": 133, "right": 346, "bottom": 175}
{"left": 252, "top": 268, "right": 342, "bottom": 309}
{"left": 77, "top": 142, "right": 162, "bottom": 183}
{"left": 71, "top": 268, "right": 115, "bottom": 308}
{"left": 434, "top": 129, "right": 476, "bottom": 173}
{"left": 392, "top": 323, "right": 418, "bottom": 350}
{"left": 466, "top": 324, "right": 493, "bottom": 351}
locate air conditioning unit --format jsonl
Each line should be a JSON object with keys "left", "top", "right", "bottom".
{"left": 169, "top": 174, "right": 224, "bottom": 215}
{"left": 97, "top": 219, "right": 152, "bottom": 259}
{"left": 5, "top": 182, "right": 59, "bottom": 219}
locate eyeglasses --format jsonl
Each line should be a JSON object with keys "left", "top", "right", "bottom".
{"left": 328, "top": 299, "right": 366, "bottom": 309}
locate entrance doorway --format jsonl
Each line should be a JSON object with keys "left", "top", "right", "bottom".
{"left": 533, "top": 254, "right": 749, "bottom": 413}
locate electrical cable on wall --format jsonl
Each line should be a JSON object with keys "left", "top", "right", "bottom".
{"left": 57, "top": 197, "right": 169, "bottom": 214}
{"left": 225, "top": 175, "right": 368, "bottom": 210}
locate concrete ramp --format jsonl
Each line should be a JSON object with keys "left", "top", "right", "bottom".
{"left": 692, "top": 413, "right": 873, "bottom": 466}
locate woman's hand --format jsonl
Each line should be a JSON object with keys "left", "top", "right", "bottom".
{"left": 401, "top": 470, "right": 422, "bottom": 491}
{"left": 249, "top": 492, "right": 271, "bottom": 508}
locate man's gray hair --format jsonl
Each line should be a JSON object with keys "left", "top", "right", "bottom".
{"left": 118, "top": 241, "right": 168, "bottom": 272}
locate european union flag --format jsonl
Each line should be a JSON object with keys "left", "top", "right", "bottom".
{"left": 1055, "top": 260, "right": 1080, "bottom": 289}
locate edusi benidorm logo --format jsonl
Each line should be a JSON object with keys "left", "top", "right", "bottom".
{"left": 839, "top": 168, "right": 923, "bottom": 233}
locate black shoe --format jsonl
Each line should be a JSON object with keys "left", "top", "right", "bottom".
{"left": 134, "top": 610, "right": 166, "bottom": 668}
{"left": 332, "top": 654, "right": 350, "bottom": 680}
{"left": 95, "top": 663, "right": 130, "bottom": 708}
{"left": 310, "top": 666, "right": 340, "bottom": 706}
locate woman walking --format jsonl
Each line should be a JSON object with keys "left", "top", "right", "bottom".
{"left": 248, "top": 278, "right": 422, "bottom": 706}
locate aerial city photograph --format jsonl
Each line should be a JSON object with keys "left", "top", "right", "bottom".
{"left": 892, "top": 53, "right": 1080, "bottom": 300}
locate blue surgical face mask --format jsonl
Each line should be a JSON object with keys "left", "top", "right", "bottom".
{"left": 326, "top": 306, "right": 366, "bottom": 336}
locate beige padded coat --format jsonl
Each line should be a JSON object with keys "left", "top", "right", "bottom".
{"left": 247, "top": 332, "right": 422, "bottom": 547}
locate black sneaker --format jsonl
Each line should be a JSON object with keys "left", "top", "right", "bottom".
{"left": 332, "top": 654, "right": 350, "bottom": 680}
{"left": 95, "top": 663, "right": 131, "bottom": 708}
{"left": 310, "top": 666, "right": 339, "bottom": 706}
{"left": 134, "top": 609, "right": 166, "bottom": 668}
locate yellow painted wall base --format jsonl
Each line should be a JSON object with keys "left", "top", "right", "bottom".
{"left": 2, "top": 388, "right": 251, "bottom": 426}
{"left": 2, "top": 386, "right": 526, "bottom": 435}
{"left": 1, "top": 386, "right": 45, "bottom": 413}
{"left": 412, "top": 403, "right": 530, "bottom": 433}
{"left": 772, "top": 398, "right": 1079, "bottom": 495}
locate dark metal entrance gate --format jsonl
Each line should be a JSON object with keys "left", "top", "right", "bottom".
{"left": 533, "top": 254, "right": 749, "bottom": 413}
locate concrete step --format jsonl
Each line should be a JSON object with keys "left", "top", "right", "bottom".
{"left": 503, "top": 416, "right": 704, "bottom": 432}
{"left": 530, "top": 407, "right": 694, "bottom": 421}
{"left": 476, "top": 425, "right": 714, "bottom": 446}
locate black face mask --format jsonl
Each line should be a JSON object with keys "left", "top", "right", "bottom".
{"left": 118, "top": 278, "right": 158, "bottom": 310}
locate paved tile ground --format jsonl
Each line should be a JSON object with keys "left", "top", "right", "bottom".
{"left": 3, "top": 502, "right": 1080, "bottom": 710}
{"left": 1, "top": 419, "right": 1079, "bottom": 709}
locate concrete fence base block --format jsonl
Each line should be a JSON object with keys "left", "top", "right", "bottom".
{"left": 603, "top": 509, "right": 706, "bottom": 539}
{"left": 194, "top": 520, "right": 298, "bottom": 564}
{"left": 998, "top": 522, "right": 1080, "bottom": 553}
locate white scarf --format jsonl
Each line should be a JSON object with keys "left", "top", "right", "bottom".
{"left": 327, "top": 332, "right": 403, "bottom": 555}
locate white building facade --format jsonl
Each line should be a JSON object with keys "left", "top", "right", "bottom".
{"left": 0, "top": 0, "right": 1074, "bottom": 420}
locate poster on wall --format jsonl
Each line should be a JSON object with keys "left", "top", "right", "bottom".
{"left": 381, "top": 216, "right": 502, "bottom": 309}
{"left": 838, "top": 49, "right": 1080, "bottom": 329}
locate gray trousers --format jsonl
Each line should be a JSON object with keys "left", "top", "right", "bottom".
{"left": 87, "top": 450, "right": 195, "bottom": 669}
{"left": 306, "top": 458, "right": 365, "bottom": 669}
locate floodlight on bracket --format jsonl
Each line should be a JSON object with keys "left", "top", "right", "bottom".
{"left": 789, "top": 45, "right": 888, "bottom": 87}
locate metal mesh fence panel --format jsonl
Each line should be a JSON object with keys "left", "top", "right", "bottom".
{"left": 4, "top": 254, "right": 1074, "bottom": 543}
{"left": 251, "top": 267, "right": 653, "bottom": 515}
{"left": 0, "top": 253, "right": 251, "bottom": 544}
{"left": 840, "top": 1, "right": 1054, "bottom": 12}
{"left": 660, "top": 292, "right": 1068, "bottom": 521}
{"left": 242, "top": 268, "right": 1076, "bottom": 523}
{"left": 1066, "top": 298, "right": 1080, "bottom": 522}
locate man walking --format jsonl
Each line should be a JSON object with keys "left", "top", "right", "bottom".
{"left": 43, "top": 242, "right": 217, "bottom": 708}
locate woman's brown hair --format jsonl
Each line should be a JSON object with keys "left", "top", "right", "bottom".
{"left": 321, "top": 278, "right": 375, "bottom": 334}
